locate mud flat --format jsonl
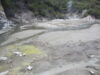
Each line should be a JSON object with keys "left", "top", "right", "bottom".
{"left": 0, "top": 29, "right": 46, "bottom": 46}
{"left": 35, "top": 24, "right": 100, "bottom": 46}
{"left": 0, "top": 19, "right": 100, "bottom": 75}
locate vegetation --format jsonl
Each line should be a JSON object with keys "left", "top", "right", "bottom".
{"left": 25, "top": 0, "right": 68, "bottom": 18}
{"left": 74, "top": 0, "right": 100, "bottom": 18}
{"left": 0, "top": 0, "right": 100, "bottom": 19}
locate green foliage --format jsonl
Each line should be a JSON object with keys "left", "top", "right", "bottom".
{"left": 74, "top": 0, "right": 100, "bottom": 18}
{"left": 1, "top": 0, "right": 100, "bottom": 18}
{"left": 25, "top": 0, "right": 100, "bottom": 18}
{"left": 25, "top": 0, "right": 68, "bottom": 18}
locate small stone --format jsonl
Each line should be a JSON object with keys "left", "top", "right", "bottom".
{"left": 0, "top": 71, "right": 9, "bottom": 75}
{"left": 0, "top": 57, "right": 8, "bottom": 61}
{"left": 89, "top": 70, "right": 95, "bottom": 74}
{"left": 13, "top": 52, "right": 23, "bottom": 57}
{"left": 27, "top": 65, "right": 33, "bottom": 71}
{"left": 90, "top": 55, "right": 95, "bottom": 58}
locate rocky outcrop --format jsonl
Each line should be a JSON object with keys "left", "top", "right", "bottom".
{"left": 0, "top": 3, "right": 15, "bottom": 43}
{"left": 0, "top": 0, "right": 33, "bottom": 24}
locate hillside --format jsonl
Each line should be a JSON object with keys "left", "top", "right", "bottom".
{"left": 0, "top": 0, "right": 100, "bottom": 20}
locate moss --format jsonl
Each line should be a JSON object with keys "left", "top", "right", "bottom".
{"left": 7, "top": 45, "right": 45, "bottom": 55}
{"left": 0, "top": 45, "right": 46, "bottom": 75}
{"left": 19, "top": 46, "right": 42, "bottom": 55}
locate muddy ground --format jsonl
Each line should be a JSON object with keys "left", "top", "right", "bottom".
{"left": 0, "top": 19, "right": 100, "bottom": 75}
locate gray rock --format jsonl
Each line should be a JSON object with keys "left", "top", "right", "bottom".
{"left": 0, "top": 57, "right": 8, "bottom": 61}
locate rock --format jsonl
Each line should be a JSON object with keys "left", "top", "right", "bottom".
{"left": 13, "top": 51, "right": 23, "bottom": 57}
{"left": 0, "top": 57, "right": 8, "bottom": 61}
{"left": 27, "top": 65, "right": 33, "bottom": 71}
{"left": 90, "top": 55, "right": 100, "bottom": 58}
{"left": 88, "top": 69, "right": 100, "bottom": 75}
{"left": 0, "top": 71, "right": 9, "bottom": 75}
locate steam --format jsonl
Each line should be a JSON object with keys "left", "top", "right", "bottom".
{"left": 66, "top": 0, "right": 79, "bottom": 19}
{"left": 67, "top": 0, "right": 73, "bottom": 14}
{"left": 66, "top": 0, "right": 87, "bottom": 19}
